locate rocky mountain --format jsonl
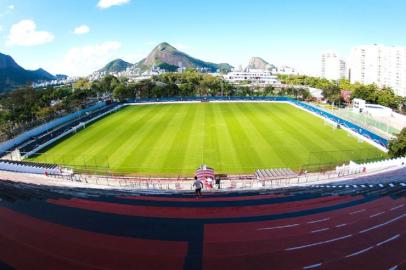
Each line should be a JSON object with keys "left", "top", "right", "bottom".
{"left": 0, "top": 52, "right": 56, "bottom": 92}
{"left": 99, "top": 59, "right": 133, "bottom": 73}
{"left": 31, "top": 68, "right": 57, "bottom": 81}
{"left": 135, "top": 42, "right": 233, "bottom": 73}
{"left": 247, "top": 57, "right": 275, "bottom": 70}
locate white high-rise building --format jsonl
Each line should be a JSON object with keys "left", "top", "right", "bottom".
{"left": 349, "top": 45, "right": 406, "bottom": 97}
{"left": 321, "top": 51, "right": 347, "bottom": 81}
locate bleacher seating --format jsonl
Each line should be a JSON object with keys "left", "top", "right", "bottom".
{"left": 0, "top": 160, "right": 64, "bottom": 175}
{"left": 336, "top": 157, "right": 406, "bottom": 175}
{"left": 15, "top": 105, "right": 117, "bottom": 155}
{"left": 0, "top": 176, "right": 404, "bottom": 270}
{"left": 255, "top": 168, "right": 298, "bottom": 180}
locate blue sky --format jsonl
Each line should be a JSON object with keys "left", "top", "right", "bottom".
{"left": 0, "top": 0, "right": 405, "bottom": 76}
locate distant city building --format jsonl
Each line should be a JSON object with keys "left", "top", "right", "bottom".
{"left": 271, "top": 66, "right": 299, "bottom": 76}
{"left": 321, "top": 51, "right": 347, "bottom": 81}
{"left": 224, "top": 69, "right": 280, "bottom": 86}
{"left": 349, "top": 44, "right": 406, "bottom": 97}
{"left": 32, "top": 77, "right": 77, "bottom": 88}
{"left": 88, "top": 65, "right": 166, "bottom": 82}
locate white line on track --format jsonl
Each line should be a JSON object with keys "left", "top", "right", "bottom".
{"left": 390, "top": 204, "right": 404, "bottom": 211}
{"left": 370, "top": 211, "right": 385, "bottom": 218}
{"left": 257, "top": 224, "right": 300, "bottom": 230}
{"left": 345, "top": 246, "right": 374, "bottom": 258}
{"left": 285, "top": 234, "right": 352, "bottom": 251}
{"left": 359, "top": 213, "right": 406, "bottom": 234}
{"left": 335, "top": 223, "right": 347, "bottom": 228}
{"left": 376, "top": 234, "right": 400, "bottom": 246}
{"left": 307, "top": 218, "right": 330, "bottom": 224}
{"left": 303, "top": 263, "right": 322, "bottom": 269}
{"left": 344, "top": 234, "right": 400, "bottom": 259}
{"left": 350, "top": 209, "right": 366, "bottom": 215}
{"left": 311, "top": 228, "right": 329, "bottom": 234}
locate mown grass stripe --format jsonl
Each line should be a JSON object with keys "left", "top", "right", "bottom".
{"left": 31, "top": 103, "right": 385, "bottom": 176}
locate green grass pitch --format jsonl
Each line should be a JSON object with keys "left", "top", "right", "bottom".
{"left": 30, "top": 103, "right": 386, "bottom": 176}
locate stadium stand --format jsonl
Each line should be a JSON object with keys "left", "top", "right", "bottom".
{"left": 336, "top": 157, "right": 406, "bottom": 176}
{"left": 0, "top": 160, "right": 72, "bottom": 175}
{"left": 0, "top": 173, "right": 405, "bottom": 270}
{"left": 255, "top": 168, "right": 298, "bottom": 180}
{"left": 0, "top": 97, "right": 402, "bottom": 269}
{"left": 0, "top": 104, "right": 118, "bottom": 158}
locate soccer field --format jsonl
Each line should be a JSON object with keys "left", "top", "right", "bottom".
{"left": 30, "top": 103, "right": 386, "bottom": 176}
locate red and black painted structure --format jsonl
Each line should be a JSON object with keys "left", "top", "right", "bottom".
{"left": 0, "top": 179, "right": 405, "bottom": 270}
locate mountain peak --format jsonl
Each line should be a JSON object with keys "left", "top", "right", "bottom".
{"left": 137, "top": 42, "right": 232, "bottom": 73}
{"left": 153, "top": 42, "right": 178, "bottom": 53}
{"left": 32, "top": 68, "right": 56, "bottom": 80}
{"left": 0, "top": 52, "right": 22, "bottom": 70}
{"left": 0, "top": 52, "right": 55, "bottom": 92}
{"left": 99, "top": 58, "right": 132, "bottom": 73}
{"left": 248, "top": 57, "right": 274, "bottom": 70}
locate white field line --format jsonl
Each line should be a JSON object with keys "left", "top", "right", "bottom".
{"left": 285, "top": 234, "right": 352, "bottom": 251}
{"left": 257, "top": 224, "right": 300, "bottom": 230}
{"left": 311, "top": 228, "right": 329, "bottom": 234}
{"left": 359, "top": 213, "right": 406, "bottom": 234}
{"left": 307, "top": 218, "right": 330, "bottom": 224}
{"left": 350, "top": 209, "right": 366, "bottom": 215}
{"left": 303, "top": 263, "right": 322, "bottom": 269}
{"left": 376, "top": 234, "right": 400, "bottom": 247}
{"left": 345, "top": 246, "right": 374, "bottom": 258}
{"left": 390, "top": 204, "right": 405, "bottom": 211}
{"left": 370, "top": 211, "right": 385, "bottom": 218}
{"left": 335, "top": 223, "right": 347, "bottom": 228}
{"left": 345, "top": 234, "right": 400, "bottom": 258}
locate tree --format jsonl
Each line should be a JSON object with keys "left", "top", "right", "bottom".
{"left": 388, "top": 128, "right": 406, "bottom": 158}
{"left": 113, "top": 84, "right": 131, "bottom": 102}
{"left": 376, "top": 87, "right": 401, "bottom": 109}
{"left": 322, "top": 85, "right": 342, "bottom": 104}
{"left": 263, "top": 86, "right": 275, "bottom": 96}
{"left": 100, "top": 75, "right": 120, "bottom": 93}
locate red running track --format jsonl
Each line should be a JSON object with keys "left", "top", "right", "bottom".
{"left": 0, "top": 182, "right": 405, "bottom": 270}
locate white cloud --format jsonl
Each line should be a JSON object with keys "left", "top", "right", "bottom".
{"left": 73, "top": 25, "right": 90, "bottom": 35}
{"left": 0, "top": 26, "right": 3, "bottom": 32}
{"left": 57, "top": 41, "right": 122, "bottom": 76}
{"left": 8, "top": 5, "right": 15, "bottom": 10}
{"left": 97, "top": 0, "right": 130, "bottom": 9}
{"left": 6, "top": 20, "right": 54, "bottom": 46}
